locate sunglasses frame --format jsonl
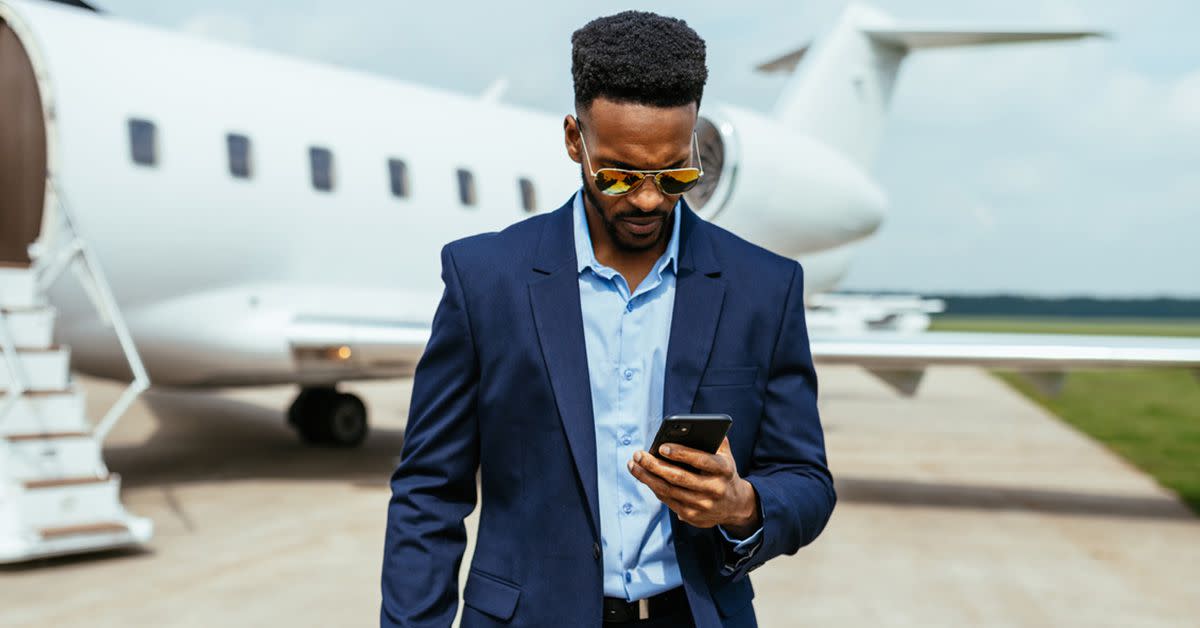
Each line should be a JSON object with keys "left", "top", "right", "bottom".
{"left": 574, "top": 116, "right": 704, "bottom": 197}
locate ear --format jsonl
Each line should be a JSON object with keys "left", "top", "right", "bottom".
{"left": 563, "top": 114, "right": 582, "bottom": 165}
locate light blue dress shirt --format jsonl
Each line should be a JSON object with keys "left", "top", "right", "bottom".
{"left": 572, "top": 190, "right": 761, "bottom": 601}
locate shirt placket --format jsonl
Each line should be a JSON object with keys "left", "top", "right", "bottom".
{"left": 608, "top": 274, "right": 636, "bottom": 592}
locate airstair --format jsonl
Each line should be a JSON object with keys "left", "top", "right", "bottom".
{"left": 0, "top": 182, "right": 152, "bottom": 563}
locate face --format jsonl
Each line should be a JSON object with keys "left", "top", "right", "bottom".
{"left": 565, "top": 97, "right": 698, "bottom": 253}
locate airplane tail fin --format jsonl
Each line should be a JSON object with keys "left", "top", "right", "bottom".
{"left": 760, "top": 4, "right": 1105, "bottom": 169}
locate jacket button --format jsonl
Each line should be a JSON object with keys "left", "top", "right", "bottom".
{"left": 593, "top": 542, "right": 601, "bottom": 560}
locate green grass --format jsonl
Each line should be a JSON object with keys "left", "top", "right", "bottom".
{"left": 930, "top": 316, "right": 1200, "bottom": 338}
{"left": 929, "top": 316, "right": 1200, "bottom": 514}
{"left": 998, "top": 370, "right": 1200, "bottom": 514}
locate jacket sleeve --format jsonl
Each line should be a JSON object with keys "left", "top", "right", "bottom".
{"left": 381, "top": 243, "right": 481, "bottom": 627}
{"left": 724, "top": 260, "right": 836, "bottom": 581}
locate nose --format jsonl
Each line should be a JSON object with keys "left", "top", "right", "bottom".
{"left": 625, "top": 177, "right": 667, "bottom": 212}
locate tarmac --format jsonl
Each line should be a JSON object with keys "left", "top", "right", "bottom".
{"left": 2, "top": 366, "right": 1198, "bottom": 627}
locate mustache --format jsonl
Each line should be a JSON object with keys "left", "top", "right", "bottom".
{"left": 615, "top": 211, "right": 668, "bottom": 221}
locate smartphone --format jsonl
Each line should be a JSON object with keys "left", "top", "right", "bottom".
{"left": 649, "top": 413, "right": 733, "bottom": 474}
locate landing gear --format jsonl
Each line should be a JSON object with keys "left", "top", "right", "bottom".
{"left": 287, "top": 386, "right": 369, "bottom": 447}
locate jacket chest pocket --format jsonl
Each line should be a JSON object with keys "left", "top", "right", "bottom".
{"left": 699, "top": 365, "right": 758, "bottom": 388}
{"left": 694, "top": 366, "right": 762, "bottom": 460}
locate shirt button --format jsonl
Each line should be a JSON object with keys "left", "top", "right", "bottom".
{"left": 622, "top": 503, "right": 633, "bottom": 514}
{"left": 623, "top": 369, "right": 633, "bottom": 380}
{"left": 621, "top": 435, "right": 632, "bottom": 446}
{"left": 593, "top": 542, "right": 601, "bottom": 560}
{"left": 625, "top": 571, "right": 632, "bottom": 583}
{"left": 625, "top": 302, "right": 634, "bottom": 312}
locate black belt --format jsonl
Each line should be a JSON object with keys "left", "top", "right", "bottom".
{"left": 603, "top": 587, "right": 688, "bottom": 623}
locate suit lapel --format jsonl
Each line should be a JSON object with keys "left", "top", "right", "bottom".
{"left": 528, "top": 199, "right": 600, "bottom": 538}
{"left": 664, "top": 201, "right": 725, "bottom": 419}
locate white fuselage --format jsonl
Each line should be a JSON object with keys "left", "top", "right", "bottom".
{"left": 1, "top": 0, "right": 886, "bottom": 386}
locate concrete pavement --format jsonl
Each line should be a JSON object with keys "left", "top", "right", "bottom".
{"left": 1, "top": 366, "right": 1196, "bottom": 627}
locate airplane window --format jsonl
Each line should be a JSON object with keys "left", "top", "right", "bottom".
{"left": 518, "top": 177, "right": 536, "bottom": 213}
{"left": 456, "top": 168, "right": 476, "bottom": 207}
{"left": 310, "top": 147, "right": 335, "bottom": 192}
{"left": 128, "top": 118, "right": 157, "bottom": 166}
{"left": 388, "top": 158, "right": 409, "bottom": 198}
{"left": 227, "top": 133, "right": 252, "bottom": 179}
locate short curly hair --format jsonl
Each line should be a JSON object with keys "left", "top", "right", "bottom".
{"left": 571, "top": 10, "right": 708, "bottom": 110}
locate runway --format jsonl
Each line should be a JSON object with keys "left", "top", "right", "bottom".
{"left": 2, "top": 366, "right": 1197, "bottom": 627}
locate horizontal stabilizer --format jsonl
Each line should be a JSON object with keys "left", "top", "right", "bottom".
{"left": 864, "top": 28, "right": 1107, "bottom": 50}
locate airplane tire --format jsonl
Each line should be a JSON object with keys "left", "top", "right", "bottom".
{"left": 322, "top": 392, "right": 369, "bottom": 447}
{"left": 288, "top": 387, "right": 368, "bottom": 447}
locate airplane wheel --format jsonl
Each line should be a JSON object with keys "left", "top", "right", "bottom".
{"left": 288, "top": 387, "right": 368, "bottom": 447}
{"left": 324, "top": 392, "right": 369, "bottom": 447}
{"left": 288, "top": 387, "right": 335, "bottom": 444}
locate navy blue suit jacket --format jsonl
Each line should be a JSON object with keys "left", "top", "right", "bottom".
{"left": 381, "top": 197, "right": 836, "bottom": 627}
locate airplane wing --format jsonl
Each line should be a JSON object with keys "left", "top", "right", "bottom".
{"left": 810, "top": 331, "right": 1200, "bottom": 395}
{"left": 287, "top": 324, "right": 1200, "bottom": 398}
{"left": 68, "top": 282, "right": 1200, "bottom": 393}
{"left": 287, "top": 322, "right": 1200, "bottom": 398}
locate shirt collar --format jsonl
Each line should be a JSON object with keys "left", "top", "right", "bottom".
{"left": 572, "top": 187, "right": 681, "bottom": 278}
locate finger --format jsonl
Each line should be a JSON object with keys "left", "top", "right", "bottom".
{"left": 658, "top": 491, "right": 709, "bottom": 524}
{"left": 628, "top": 458, "right": 673, "bottom": 498}
{"left": 628, "top": 462, "right": 719, "bottom": 525}
{"left": 671, "top": 502, "right": 717, "bottom": 528}
{"left": 628, "top": 459, "right": 706, "bottom": 504}
{"left": 635, "top": 450, "right": 709, "bottom": 492}
{"left": 658, "top": 442, "right": 726, "bottom": 475}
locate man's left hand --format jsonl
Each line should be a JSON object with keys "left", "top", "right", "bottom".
{"left": 628, "top": 437, "right": 760, "bottom": 537}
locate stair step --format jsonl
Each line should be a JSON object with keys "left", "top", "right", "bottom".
{"left": 39, "top": 521, "right": 129, "bottom": 540}
{"left": 0, "top": 346, "right": 71, "bottom": 391}
{"left": 10, "top": 474, "right": 127, "bottom": 531}
{"left": 23, "top": 474, "right": 110, "bottom": 489}
{"left": 2, "top": 434, "right": 100, "bottom": 481}
{"left": 0, "top": 306, "right": 56, "bottom": 349}
{"left": 0, "top": 514, "right": 152, "bottom": 564}
{"left": 4, "top": 431, "right": 90, "bottom": 441}
{"left": 0, "top": 389, "right": 88, "bottom": 437}
{"left": 0, "top": 265, "right": 40, "bottom": 308}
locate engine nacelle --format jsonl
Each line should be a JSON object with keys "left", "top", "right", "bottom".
{"left": 686, "top": 104, "right": 887, "bottom": 259}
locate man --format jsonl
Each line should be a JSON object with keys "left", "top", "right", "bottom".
{"left": 381, "top": 11, "right": 835, "bottom": 627}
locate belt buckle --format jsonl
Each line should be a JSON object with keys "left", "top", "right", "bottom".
{"left": 637, "top": 598, "right": 650, "bottom": 620}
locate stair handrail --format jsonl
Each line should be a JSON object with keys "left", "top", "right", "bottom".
{"left": 0, "top": 308, "right": 30, "bottom": 427}
{"left": 34, "top": 178, "right": 151, "bottom": 443}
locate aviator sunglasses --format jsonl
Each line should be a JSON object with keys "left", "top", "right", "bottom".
{"left": 574, "top": 116, "right": 704, "bottom": 196}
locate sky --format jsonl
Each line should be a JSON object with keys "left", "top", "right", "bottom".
{"left": 94, "top": 0, "right": 1200, "bottom": 297}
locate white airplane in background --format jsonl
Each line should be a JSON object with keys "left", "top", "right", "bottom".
{"left": 5, "top": 0, "right": 1200, "bottom": 564}
{"left": 3, "top": 0, "right": 1200, "bottom": 451}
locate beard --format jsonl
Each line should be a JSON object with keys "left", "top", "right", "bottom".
{"left": 580, "top": 168, "right": 671, "bottom": 254}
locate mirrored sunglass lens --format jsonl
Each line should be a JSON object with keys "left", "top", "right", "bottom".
{"left": 596, "top": 169, "right": 642, "bottom": 195}
{"left": 656, "top": 169, "right": 702, "bottom": 194}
